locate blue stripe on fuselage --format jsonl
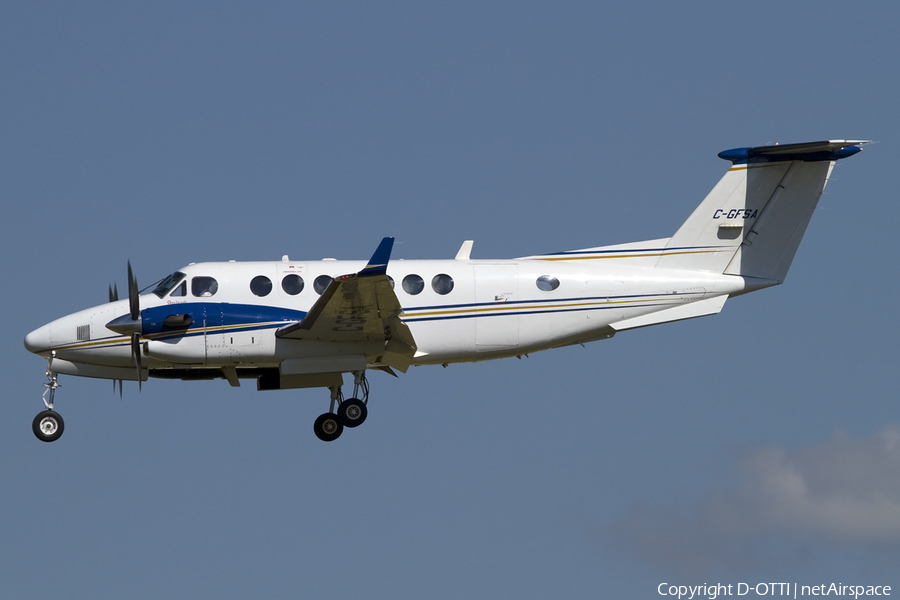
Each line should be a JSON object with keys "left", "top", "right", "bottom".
{"left": 141, "top": 303, "right": 307, "bottom": 336}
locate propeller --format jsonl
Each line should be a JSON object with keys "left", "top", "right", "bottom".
{"left": 127, "top": 260, "right": 139, "bottom": 321}
{"left": 106, "top": 261, "right": 144, "bottom": 391}
{"left": 131, "top": 333, "right": 142, "bottom": 391}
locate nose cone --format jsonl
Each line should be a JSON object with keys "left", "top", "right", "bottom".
{"left": 24, "top": 324, "right": 51, "bottom": 355}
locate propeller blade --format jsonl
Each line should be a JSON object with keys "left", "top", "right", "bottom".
{"left": 131, "top": 333, "right": 142, "bottom": 391}
{"left": 109, "top": 283, "right": 119, "bottom": 303}
{"left": 127, "top": 261, "right": 139, "bottom": 321}
{"left": 119, "top": 379, "right": 123, "bottom": 398}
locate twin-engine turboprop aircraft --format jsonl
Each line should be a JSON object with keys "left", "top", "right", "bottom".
{"left": 24, "top": 140, "right": 868, "bottom": 442}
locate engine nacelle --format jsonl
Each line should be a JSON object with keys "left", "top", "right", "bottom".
{"left": 145, "top": 338, "right": 206, "bottom": 363}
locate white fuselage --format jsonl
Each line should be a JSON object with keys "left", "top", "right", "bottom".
{"left": 25, "top": 253, "right": 750, "bottom": 379}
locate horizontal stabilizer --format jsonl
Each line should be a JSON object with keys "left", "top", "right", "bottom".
{"left": 718, "top": 140, "right": 869, "bottom": 164}
{"left": 610, "top": 295, "right": 728, "bottom": 332}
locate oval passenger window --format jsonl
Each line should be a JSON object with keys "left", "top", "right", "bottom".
{"left": 314, "top": 275, "right": 333, "bottom": 295}
{"left": 250, "top": 276, "right": 272, "bottom": 297}
{"left": 402, "top": 274, "right": 424, "bottom": 295}
{"left": 282, "top": 274, "right": 304, "bottom": 295}
{"left": 432, "top": 273, "right": 454, "bottom": 295}
{"left": 536, "top": 275, "right": 560, "bottom": 292}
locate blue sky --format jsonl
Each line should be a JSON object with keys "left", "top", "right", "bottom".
{"left": 2, "top": 2, "right": 898, "bottom": 597}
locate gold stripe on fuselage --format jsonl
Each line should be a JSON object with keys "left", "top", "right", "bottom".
{"left": 46, "top": 321, "right": 285, "bottom": 353}
{"left": 404, "top": 295, "right": 682, "bottom": 319}
{"left": 531, "top": 248, "right": 719, "bottom": 262}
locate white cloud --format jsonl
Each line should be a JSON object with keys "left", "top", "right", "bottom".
{"left": 723, "top": 427, "right": 900, "bottom": 541}
{"left": 609, "top": 426, "right": 900, "bottom": 576}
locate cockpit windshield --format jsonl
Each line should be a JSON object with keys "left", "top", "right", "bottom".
{"left": 152, "top": 272, "right": 186, "bottom": 298}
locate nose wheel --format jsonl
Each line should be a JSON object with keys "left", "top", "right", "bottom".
{"left": 33, "top": 355, "right": 65, "bottom": 442}
{"left": 313, "top": 371, "right": 369, "bottom": 442}
{"left": 33, "top": 410, "right": 65, "bottom": 442}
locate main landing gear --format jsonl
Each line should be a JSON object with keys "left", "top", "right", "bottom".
{"left": 33, "top": 355, "right": 64, "bottom": 443}
{"left": 313, "top": 371, "right": 369, "bottom": 442}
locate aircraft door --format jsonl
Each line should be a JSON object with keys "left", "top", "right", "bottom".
{"left": 473, "top": 264, "right": 519, "bottom": 349}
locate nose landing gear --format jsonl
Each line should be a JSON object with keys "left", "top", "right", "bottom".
{"left": 33, "top": 355, "right": 64, "bottom": 443}
{"left": 312, "top": 371, "right": 369, "bottom": 442}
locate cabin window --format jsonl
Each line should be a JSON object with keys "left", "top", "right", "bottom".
{"left": 191, "top": 276, "right": 219, "bottom": 297}
{"left": 432, "top": 273, "right": 454, "bottom": 295}
{"left": 402, "top": 274, "right": 424, "bottom": 295}
{"left": 387, "top": 275, "right": 395, "bottom": 289}
{"left": 170, "top": 281, "right": 187, "bottom": 297}
{"left": 314, "top": 275, "right": 333, "bottom": 295}
{"left": 536, "top": 275, "right": 560, "bottom": 292}
{"left": 153, "top": 272, "right": 185, "bottom": 298}
{"left": 250, "top": 275, "right": 272, "bottom": 297}
{"left": 282, "top": 274, "right": 304, "bottom": 295}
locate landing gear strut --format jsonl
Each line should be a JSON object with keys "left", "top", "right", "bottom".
{"left": 312, "top": 371, "right": 369, "bottom": 442}
{"left": 33, "top": 355, "right": 64, "bottom": 443}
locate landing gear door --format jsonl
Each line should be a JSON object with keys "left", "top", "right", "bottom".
{"left": 473, "top": 264, "right": 519, "bottom": 349}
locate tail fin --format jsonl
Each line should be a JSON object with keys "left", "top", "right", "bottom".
{"left": 656, "top": 140, "right": 867, "bottom": 282}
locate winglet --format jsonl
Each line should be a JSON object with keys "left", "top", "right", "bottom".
{"left": 359, "top": 237, "right": 394, "bottom": 276}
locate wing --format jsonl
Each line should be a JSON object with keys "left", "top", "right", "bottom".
{"left": 275, "top": 237, "right": 417, "bottom": 372}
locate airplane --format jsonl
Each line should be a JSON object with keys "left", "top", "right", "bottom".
{"left": 24, "top": 139, "right": 868, "bottom": 443}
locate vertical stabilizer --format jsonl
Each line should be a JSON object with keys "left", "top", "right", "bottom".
{"left": 657, "top": 140, "right": 867, "bottom": 282}
{"left": 723, "top": 160, "right": 831, "bottom": 282}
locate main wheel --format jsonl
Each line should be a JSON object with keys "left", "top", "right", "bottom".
{"left": 313, "top": 412, "right": 343, "bottom": 442}
{"left": 32, "top": 410, "right": 65, "bottom": 443}
{"left": 338, "top": 398, "right": 368, "bottom": 428}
